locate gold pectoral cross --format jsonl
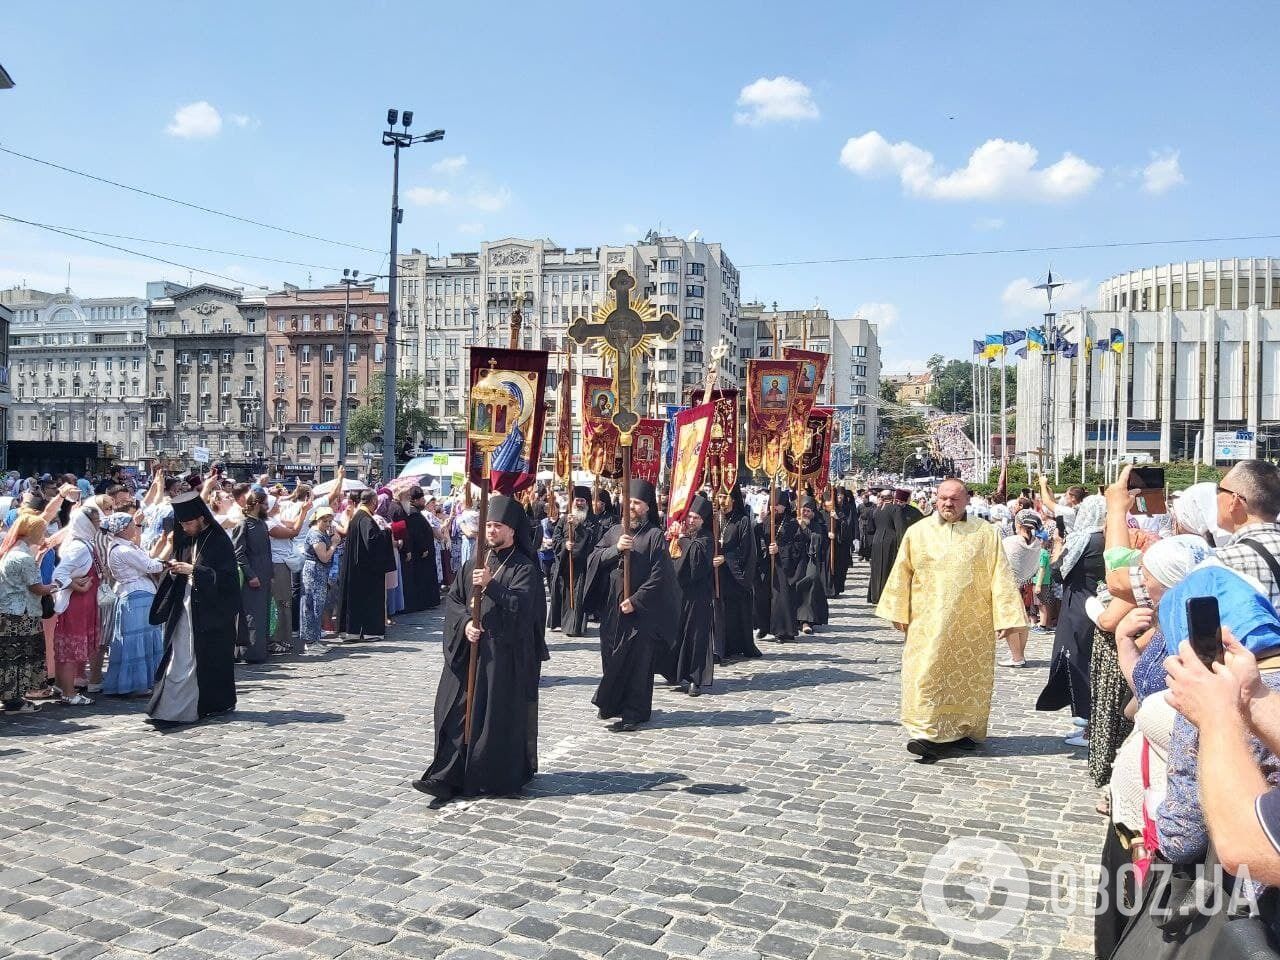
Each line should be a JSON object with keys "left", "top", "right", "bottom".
{"left": 567, "top": 269, "right": 679, "bottom": 443}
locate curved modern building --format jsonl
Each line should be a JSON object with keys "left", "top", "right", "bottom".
{"left": 1017, "top": 257, "right": 1280, "bottom": 466}
{"left": 1099, "top": 258, "right": 1280, "bottom": 312}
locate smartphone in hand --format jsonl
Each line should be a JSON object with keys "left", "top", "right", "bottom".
{"left": 1128, "top": 466, "right": 1167, "bottom": 515}
{"left": 1185, "top": 596, "right": 1223, "bottom": 668}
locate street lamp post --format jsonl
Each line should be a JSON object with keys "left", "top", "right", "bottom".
{"left": 338, "top": 268, "right": 361, "bottom": 470}
{"left": 380, "top": 109, "right": 444, "bottom": 482}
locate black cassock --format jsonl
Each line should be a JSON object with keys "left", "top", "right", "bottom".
{"left": 337, "top": 510, "right": 392, "bottom": 639}
{"left": 671, "top": 528, "right": 714, "bottom": 689}
{"left": 148, "top": 523, "right": 239, "bottom": 723}
{"left": 867, "top": 503, "right": 923, "bottom": 605}
{"left": 753, "top": 516, "right": 802, "bottom": 641}
{"left": 400, "top": 510, "right": 440, "bottom": 613}
{"left": 828, "top": 499, "right": 854, "bottom": 596}
{"left": 547, "top": 514, "right": 601, "bottom": 636}
{"left": 419, "top": 544, "right": 548, "bottom": 797}
{"left": 857, "top": 501, "right": 876, "bottom": 562}
{"left": 792, "top": 519, "right": 830, "bottom": 627}
{"left": 719, "top": 506, "right": 760, "bottom": 659}
{"left": 583, "top": 521, "right": 677, "bottom": 724}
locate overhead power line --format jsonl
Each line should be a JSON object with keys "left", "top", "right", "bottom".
{"left": 1, "top": 215, "right": 349, "bottom": 272}
{"left": 0, "top": 143, "right": 383, "bottom": 255}
{"left": 738, "top": 233, "right": 1280, "bottom": 269}
{"left": 1, "top": 212, "right": 272, "bottom": 290}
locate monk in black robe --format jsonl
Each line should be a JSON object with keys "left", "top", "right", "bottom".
{"left": 832, "top": 488, "right": 855, "bottom": 594}
{"left": 337, "top": 490, "right": 393, "bottom": 641}
{"left": 754, "top": 491, "right": 802, "bottom": 643}
{"left": 669, "top": 494, "right": 715, "bottom": 696}
{"left": 857, "top": 493, "right": 877, "bottom": 563}
{"left": 867, "top": 488, "right": 922, "bottom": 605}
{"left": 718, "top": 485, "right": 760, "bottom": 660}
{"left": 412, "top": 495, "right": 547, "bottom": 808}
{"left": 547, "top": 486, "right": 597, "bottom": 636}
{"left": 583, "top": 479, "right": 677, "bottom": 732}
{"left": 148, "top": 492, "right": 239, "bottom": 725}
{"left": 793, "top": 496, "right": 830, "bottom": 634}
{"left": 400, "top": 486, "right": 440, "bottom": 613}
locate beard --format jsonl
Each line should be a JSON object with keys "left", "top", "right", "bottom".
{"left": 571, "top": 507, "right": 587, "bottom": 524}
{"left": 798, "top": 517, "right": 810, "bottom": 529}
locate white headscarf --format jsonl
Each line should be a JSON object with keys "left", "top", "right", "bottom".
{"left": 1059, "top": 494, "right": 1106, "bottom": 577}
{"left": 1170, "top": 482, "right": 1225, "bottom": 543}
{"left": 1141, "top": 533, "right": 1213, "bottom": 588}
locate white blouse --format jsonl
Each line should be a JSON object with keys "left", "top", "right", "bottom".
{"left": 107, "top": 540, "right": 165, "bottom": 597}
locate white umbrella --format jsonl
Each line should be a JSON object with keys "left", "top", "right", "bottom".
{"left": 313, "top": 477, "right": 370, "bottom": 497}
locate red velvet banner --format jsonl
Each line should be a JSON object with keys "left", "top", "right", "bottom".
{"left": 630, "top": 418, "right": 666, "bottom": 484}
{"left": 466, "top": 347, "right": 549, "bottom": 495}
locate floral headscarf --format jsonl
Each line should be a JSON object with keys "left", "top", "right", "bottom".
{"left": 1059, "top": 494, "right": 1106, "bottom": 577}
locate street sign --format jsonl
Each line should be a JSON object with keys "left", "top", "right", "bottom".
{"left": 191, "top": 446, "right": 210, "bottom": 464}
{"left": 432, "top": 453, "right": 450, "bottom": 466}
{"left": 1214, "top": 430, "right": 1256, "bottom": 462}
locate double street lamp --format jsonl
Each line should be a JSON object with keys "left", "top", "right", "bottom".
{"left": 380, "top": 109, "right": 444, "bottom": 481}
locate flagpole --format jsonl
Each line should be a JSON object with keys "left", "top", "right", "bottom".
{"left": 969, "top": 356, "right": 977, "bottom": 480}
{"left": 984, "top": 356, "right": 993, "bottom": 481}
{"left": 999, "top": 342, "right": 1007, "bottom": 467}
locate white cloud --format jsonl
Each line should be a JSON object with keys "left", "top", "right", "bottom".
{"left": 1141, "top": 149, "right": 1185, "bottom": 194}
{"left": 1001, "top": 276, "right": 1090, "bottom": 315}
{"left": 467, "top": 186, "right": 511, "bottom": 213}
{"left": 406, "top": 187, "right": 453, "bottom": 206}
{"left": 839, "top": 132, "right": 1102, "bottom": 202}
{"left": 734, "top": 76, "right": 819, "bottom": 126}
{"left": 855, "top": 302, "right": 899, "bottom": 330}
{"left": 431, "top": 155, "right": 468, "bottom": 176}
{"left": 974, "top": 217, "right": 1005, "bottom": 231}
{"left": 166, "top": 101, "right": 223, "bottom": 139}
{"left": 457, "top": 223, "right": 485, "bottom": 235}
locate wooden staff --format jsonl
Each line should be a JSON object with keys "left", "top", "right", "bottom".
{"left": 621, "top": 444, "right": 632, "bottom": 598}
{"left": 464, "top": 450, "right": 492, "bottom": 747}
{"left": 827, "top": 487, "right": 836, "bottom": 579}
{"left": 710, "top": 461, "right": 722, "bottom": 599}
{"left": 769, "top": 470, "right": 778, "bottom": 588}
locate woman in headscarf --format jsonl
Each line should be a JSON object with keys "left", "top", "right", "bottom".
{"left": 0, "top": 515, "right": 56, "bottom": 714}
{"left": 48, "top": 504, "right": 104, "bottom": 706}
{"left": 1036, "top": 494, "right": 1107, "bottom": 741}
{"left": 231, "top": 490, "right": 273, "bottom": 664}
{"left": 375, "top": 488, "right": 405, "bottom": 619}
{"left": 299, "top": 507, "right": 338, "bottom": 649}
{"left": 1167, "top": 481, "right": 1224, "bottom": 544}
{"left": 101, "top": 512, "right": 167, "bottom": 697}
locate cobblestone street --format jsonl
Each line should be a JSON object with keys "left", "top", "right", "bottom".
{"left": 1, "top": 564, "right": 1100, "bottom": 960}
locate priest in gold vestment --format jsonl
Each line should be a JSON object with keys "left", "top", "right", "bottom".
{"left": 875, "top": 479, "right": 1026, "bottom": 763}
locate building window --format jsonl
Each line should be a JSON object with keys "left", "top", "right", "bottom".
{"left": 245, "top": 349, "right": 256, "bottom": 365}
{"left": 276, "top": 346, "right": 286, "bottom": 365}
{"left": 348, "top": 344, "right": 358, "bottom": 363}
{"left": 686, "top": 285, "right": 704, "bottom": 298}
{"left": 323, "top": 344, "right": 336, "bottom": 364}
{"left": 322, "top": 405, "right": 336, "bottom": 424}
{"left": 854, "top": 364, "right": 867, "bottom": 377}
{"left": 300, "top": 376, "right": 311, "bottom": 395}
{"left": 685, "top": 307, "right": 704, "bottom": 321}
{"left": 854, "top": 423, "right": 866, "bottom": 436}
{"left": 298, "top": 436, "right": 311, "bottom": 456}
{"left": 687, "top": 262, "right": 704, "bottom": 277}
{"left": 444, "top": 399, "right": 459, "bottom": 416}
{"left": 659, "top": 282, "right": 679, "bottom": 296}
{"left": 320, "top": 436, "right": 335, "bottom": 456}
{"left": 685, "top": 351, "right": 703, "bottom": 364}
{"left": 425, "top": 370, "right": 440, "bottom": 387}
{"left": 854, "top": 345, "right": 867, "bottom": 358}
{"left": 659, "top": 258, "right": 679, "bottom": 273}
{"left": 374, "top": 344, "right": 385, "bottom": 363}
{"left": 323, "top": 375, "right": 334, "bottom": 394}
{"left": 347, "top": 375, "right": 357, "bottom": 394}
{"left": 300, "top": 345, "right": 312, "bottom": 363}
{"left": 683, "top": 327, "right": 703, "bottom": 342}
{"left": 299, "top": 401, "right": 313, "bottom": 423}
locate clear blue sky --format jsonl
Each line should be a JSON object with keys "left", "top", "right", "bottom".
{"left": 3, "top": 1, "right": 1278, "bottom": 373}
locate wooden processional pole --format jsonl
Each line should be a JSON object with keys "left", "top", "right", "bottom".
{"left": 464, "top": 450, "right": 491, "bottom": 746}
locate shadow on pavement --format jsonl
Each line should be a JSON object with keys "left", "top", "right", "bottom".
{"left": 524, "top": 770, "right": 745, "bottom": 799}
{"left": 649, "top": 708, "right": 790, "bottom": 729}
{"left": 202, "top": 709, "right": 345, "bottom": 727}
{"left": 982, "top": 734, "right": 1077, "bottom": 757}
{"left": 720, "top": 666, "right": 874, "bottom": 693}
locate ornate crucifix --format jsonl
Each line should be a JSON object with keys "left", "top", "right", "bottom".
{"left": 567, "top": 269, "right": 679, "bottom": 442}
{"left": 567, "top": 268, "right": 680, "bottom": 596}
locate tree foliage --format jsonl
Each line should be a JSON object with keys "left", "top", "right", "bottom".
{"left": 345, "top": 374, "right": 438, "bottom": 451}
{"left": 875, "top": 413, "right": 930, "bottom": 474}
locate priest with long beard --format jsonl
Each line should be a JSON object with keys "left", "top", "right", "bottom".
{"left": 583, "top": 479, "right": 677, "bottom": 732}
{"left": 412, "top": 495, "right": 548, "bottom": 807}
{"left": 547, "top": 486, "right": 597, "bottom": 636}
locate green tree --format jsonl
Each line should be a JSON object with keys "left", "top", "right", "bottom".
{"left": 345, "top": 373, "right": 438, "bottom": 451}
{"left": 875, "top": 413, "right": 929, "bottom": 475}
{"left": 879, "top": 378, "right": 898, "bottom": 405}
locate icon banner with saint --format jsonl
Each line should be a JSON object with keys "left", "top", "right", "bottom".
{"left": 466, "top": 347, "right": 549, "bottom": 495}
{"left": 688, "top": 387, "right": 739, "bottom": 493}
{"left": 667, "top": 402, "right": 716, "bottom": 524}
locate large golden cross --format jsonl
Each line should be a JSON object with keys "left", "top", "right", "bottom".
{"left": 567, "top": 269, "right": 679, "bottom": 443}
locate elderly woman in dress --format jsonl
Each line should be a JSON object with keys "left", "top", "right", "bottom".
{"left": 0, "top": 515, "right": 57, "bottom": 715}
{"left": 101, "top": 512, "right": 168, "bottom": 697}
{"left": 49, "top": 503, "right": 104, "bottom": 706}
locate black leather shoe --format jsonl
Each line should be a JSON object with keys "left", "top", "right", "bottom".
{"left": 949, "top": 737, "right": 979, "bottom": 752}
{"left": 906, "top": 739, "right": 941, "bottom": 763}
{"left": 688, "top": 684, "right": 701, "bottom": 698}
{"left": 607, "top": 720, "right": 638, "bottom": 732}
{"left": 410, "top": 779, "right": 454, "bottom": 801}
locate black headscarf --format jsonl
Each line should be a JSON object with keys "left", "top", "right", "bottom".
{"left": 628, "top": 479, "right": 660, "bottom": 529}
{"left": 595, "top": 489, "right": 614, "bottom": 516}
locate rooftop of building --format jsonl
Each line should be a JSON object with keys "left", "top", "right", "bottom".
{"left": 0, "top": 287, "right": 148, "bottom": 308}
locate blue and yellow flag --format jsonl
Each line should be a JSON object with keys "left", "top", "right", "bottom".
{"left": 1109, "top": 328, "right": 1125, "bottom": 353}
{"left": 1026, "top": 328, "right": 1046, "bottom": 351}
{"left": 983, "top": 334, "right": 1004, "bottom": 360}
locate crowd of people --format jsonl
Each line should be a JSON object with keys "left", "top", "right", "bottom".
{"left": 858, "top": 462, "right": 1280, "bottom": 955}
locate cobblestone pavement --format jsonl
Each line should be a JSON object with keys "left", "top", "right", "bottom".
{"left": 0, "top": 563, "right": 1101, "bottom": 960}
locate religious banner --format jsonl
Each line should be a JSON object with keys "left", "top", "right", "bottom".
{"left": 827, "top": 405, "right": 855, "bottom": 479}
{"left": 630, "top": 418, "right": 666, "bottom": 485}
{"left": 688, "top": 387, "right": 739, "bottom": 493}
{"left": 465, "top": 347, "right": 549, "bottom": 495}
{"left": 663, "top": 404, "right": 685, "bottom": 468}
{"left": 782, "top": 347, "right": 829, "bottom": 454}
{"left": 667, "top": 402, "right": 716, "bottom": 523}
{"left": 554, "top": 363, "right": 574, "bottom": 483}
{"left": 580, "top": 375, "right": 622, "bottom": 478}
{"left": 746, "top": 358, "right": 804, "bottom": 475}
{"left": 783, "top": 407, "right": 833, "bottom": 490}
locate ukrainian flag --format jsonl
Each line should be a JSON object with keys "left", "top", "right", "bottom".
{"left": 1109, "top": 328, "right": 1125, "bottom": 353}
{"left": 1026, "top": 328, "right": 1046, "bottom": 351}
{"left": 983, "top": 334, "right": 1004, "bottom": 360}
